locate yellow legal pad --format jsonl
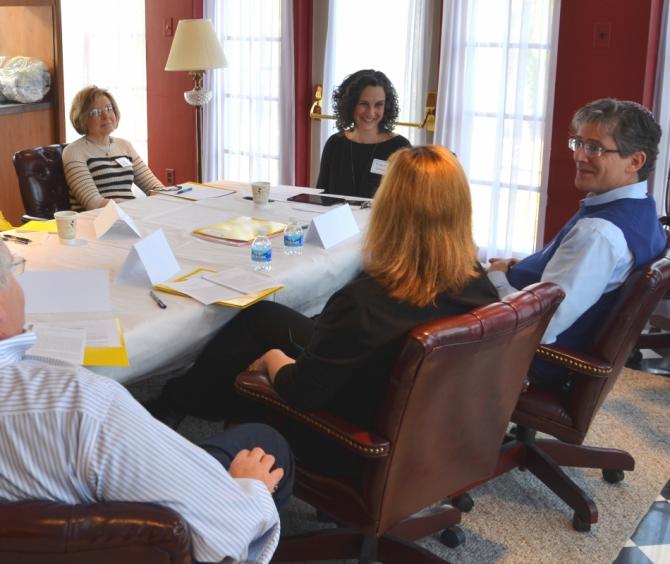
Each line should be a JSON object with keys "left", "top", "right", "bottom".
{"left": 154, "top": 268, "right": 283, "bottom": 308}
{"left": 192, "top": 216, "right": 286, "bottom": 243}
{"left": 17, "top": 220, "right": 58, "bottom": 233}
{"left": 83, "top": 319, "right": 129, "bottom": 367}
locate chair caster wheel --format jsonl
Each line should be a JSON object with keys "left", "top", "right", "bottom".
{"left": 440, "top": 526, "right": 466, "bottom": 548}
{"left": 602, "top": 469, "right": 625, "bottom": 483}
{"left": 452, "top": 493, "right": 474, "bottom": 512}
{"left": 572, "top": 513, "right": 591, "bottom": 532}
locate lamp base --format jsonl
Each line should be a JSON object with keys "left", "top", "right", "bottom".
{"left": 184, "top": 88, "right": 212, "bottom": 106}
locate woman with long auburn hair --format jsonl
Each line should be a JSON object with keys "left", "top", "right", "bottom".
{"left": 146, "top": 145, "right": 498, "bottom": 474}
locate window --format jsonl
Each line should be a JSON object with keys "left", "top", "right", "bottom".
{"left": 204, "top": 0, "right": 286, "bottom": 184}
{"left": 61, "top": 0, "right": 149, "bottom": 162}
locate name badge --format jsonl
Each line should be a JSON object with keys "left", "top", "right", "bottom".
{"left": 115, "top": 157, "right": 132, "bottom": 168}
{"left": 370, "top": 158, "right": 388, "bottom": 176}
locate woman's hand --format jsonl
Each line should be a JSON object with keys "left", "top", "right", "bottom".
{"left": 247, "top": 349, "right": 296, "bottom": 384}
{"left": 487, "top": 258, "right": 518, "bottom": 273}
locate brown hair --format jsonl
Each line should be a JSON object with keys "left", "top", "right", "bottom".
{"left": 363, "top": 145, "right": 478, "bottom": 307}
{"left": 69, "top": 85, "right": 120, "bottom": 135}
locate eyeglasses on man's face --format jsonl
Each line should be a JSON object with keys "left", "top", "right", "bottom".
{"left": 88, "top": 104, "right": 115, "bottom": 118}
{"left": 568, "top": 136, "right": 621, "bottom": 158}
{"left": 10, "top": 255, "right": 25, "bottom": 276}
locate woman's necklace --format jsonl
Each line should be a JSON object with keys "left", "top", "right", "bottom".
{"left": 349, "top": 140, "right": 379, "bottom": 197}
{"left": 86, "top": 136, "right": 112, "bottom": 156}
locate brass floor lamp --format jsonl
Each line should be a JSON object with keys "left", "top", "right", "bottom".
{"left": 165, "top": 19, "right": 227, "bottom": 183}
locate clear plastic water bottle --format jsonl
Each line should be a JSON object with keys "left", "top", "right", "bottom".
{"left": 283, "top": 217, "right": 304, "bottom": 255}
{"left": 251, "top": 229, "right": 272, "bottom": 271}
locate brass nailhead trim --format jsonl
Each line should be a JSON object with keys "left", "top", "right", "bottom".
{"left": 537, "top": 347, "right": 611, "bottom": 375}
{"left": 238, "top": 388, "right": 389, "bottom": 457}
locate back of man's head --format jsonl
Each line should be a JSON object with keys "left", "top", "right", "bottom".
{"left": 572, "top": 98, "right": 661, "bottom": 181}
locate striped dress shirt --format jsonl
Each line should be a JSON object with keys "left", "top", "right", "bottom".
{"left": 63, "top": 136, "right": 164, "bottom": 211}
{"left": 0, "top": 332, "right": 279, "bottom": 563}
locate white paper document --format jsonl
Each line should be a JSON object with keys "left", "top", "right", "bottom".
{"left": 29, "top": 325, "right": 86, "bottom": 365}
{"left": 19, "top": 270, "right": 112, "bottom": 313}
{"left": 116, "top": 229, "right": 181, "bottom": 286}
{"left": 203, "top": 268, "right": 278, "bottom": 294}
{"left": 161, "top": 276, "right": 241, "bottom": 305}
{"left": 94, "top": 200, "right": 143, "bottom": 239}
{"left": 305, "top": 204, "right": 360, "bottom": 249}
{"left": 161, "top": 183, "right": 235, "bottom": 201}
{"left": 49, "top": 318, "right": 122, "bottom": 347}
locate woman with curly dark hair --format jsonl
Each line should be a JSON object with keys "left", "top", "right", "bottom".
{"left": 316, "top": 69, "right": 411, "bottom": 198}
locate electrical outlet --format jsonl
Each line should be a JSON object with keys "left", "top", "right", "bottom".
{"left": 165, "top": 168, "right": 175, "bottom": 185}
{"left": 593, "top": 22, "right": 611, "bottom": 49}
{"left": 163, "top": 18, "right": 174, "bottom": 37}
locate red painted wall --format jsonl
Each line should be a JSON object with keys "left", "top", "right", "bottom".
{"left": 294, "top": 0, "right": 313, "bottom": 187}
{"left": 145, "top": 0, "right": 203, "bottom": 185}
{"left": 543, "top": 0, "right": 662, "bottom": 241}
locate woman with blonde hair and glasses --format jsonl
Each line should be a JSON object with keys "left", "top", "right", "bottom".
{"left": 147, "top": 145, "right": 498, "bottom": 470}
{"left": 63, "top": 85, "right": 163, "bottom": 210}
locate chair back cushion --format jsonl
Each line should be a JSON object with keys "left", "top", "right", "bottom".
{"left": 12, "top": 144, "right": 70, "bottom": 219}
{"left": 370, "top": 282, "right": 564, "bottom": 531}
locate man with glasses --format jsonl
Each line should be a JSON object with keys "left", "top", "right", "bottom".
{"left": 487, "top": 98, "right": 666, "bottom": 391}
{"left": 0, "top": 241, "right": 293, "bottom": 564}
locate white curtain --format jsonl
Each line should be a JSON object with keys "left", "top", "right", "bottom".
{"left": 435, "top": 0, "right": 560, "bottom": 260}
{"left": 319, "top": 0, "right": 432, "bottom": 153}
{"left": 61, "top": 0, "right": 148, "bottom": 161}
{"left": 203, "top": 0, "right": 293, "bottom": 185}
{"left": 652, "top": 0, "right": 670, "bottom": 215}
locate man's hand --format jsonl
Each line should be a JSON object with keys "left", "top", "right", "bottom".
{"left": 247, "top": 349, "right": 296, "bottom": 384}
{"left": 487, "top": 258, "right": 518, "bottom": 273}
{"left": 229, "top": 447, "right": 284, "bottom": 494}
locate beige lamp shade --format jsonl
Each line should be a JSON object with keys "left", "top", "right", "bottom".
{"left": 165, "top": 19, "right": 227, "bottom": 71}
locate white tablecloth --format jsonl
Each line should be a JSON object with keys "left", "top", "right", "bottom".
{"left": 13, "top": 185, "right": 367, "bottom": 384}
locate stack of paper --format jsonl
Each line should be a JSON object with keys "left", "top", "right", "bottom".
{"left": 155, "top": 268, "right": 283, "bottom": 308}
{"left": 193, "top": 216, "right": 286, "bottom": 243}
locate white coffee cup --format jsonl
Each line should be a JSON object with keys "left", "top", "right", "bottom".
{"left": 54, "top": 211, "right": 78, "bottom": 244}
{"left": 251, "top": 181, "right": 271, "bottom": 206}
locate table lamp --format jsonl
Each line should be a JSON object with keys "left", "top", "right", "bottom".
{"left": 165, "top": 19, "right": 227, "bottom": 183}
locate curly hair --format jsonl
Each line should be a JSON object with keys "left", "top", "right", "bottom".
{"left": 69, "top": 85, "right": 120, "bottom": 135}
{"left": 332, "top": 69, "right": 400, "bottom": 133}
{"left": 572, "top": 98, "right": 661, "bottom": 181}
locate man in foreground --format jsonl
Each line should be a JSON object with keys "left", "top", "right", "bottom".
{"left": 488, "top": 98, "right": 666, "bottom": 390}
{"left": 0, "top": 240, "right": 293, "bottom": 564}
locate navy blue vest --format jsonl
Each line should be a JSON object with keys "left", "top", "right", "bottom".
{"left": 509, "top": 195, "right": 665, "bottom": 352}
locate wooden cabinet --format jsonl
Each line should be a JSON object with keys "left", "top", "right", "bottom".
{"left": 0, "top": 0, "right": 64, "bottom": 225}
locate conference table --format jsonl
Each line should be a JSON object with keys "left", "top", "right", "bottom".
{"left": 10, "top": 182, "right": 368, "bottom": 384}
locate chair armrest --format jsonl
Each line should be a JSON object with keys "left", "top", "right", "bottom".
{"left": 536, "top": 345, "right": 612, "bottom": 378}
{"left": 0, "top": 501, "right": 192, "bottom": 561}
{"left": 235, "top": 371, "right": 390, "bottom": 458}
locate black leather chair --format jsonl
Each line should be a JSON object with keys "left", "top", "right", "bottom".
{"left": 235, "top": 283, "right": 564, "bottom": 562}
{"left": 12, "top": 143, "right": 70, "bottom": 220}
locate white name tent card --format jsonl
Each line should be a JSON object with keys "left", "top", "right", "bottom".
{"left": 116, "top": 229, "right": 181, "bottom": 286}
{"left": 94, "top": 200, "right": 142, "bottom": 239}
{"left": 305, "top": 204, "right": 360, "bottom": 249}
{"left": 19, "top": 270, "right": 111, "bottom": 313}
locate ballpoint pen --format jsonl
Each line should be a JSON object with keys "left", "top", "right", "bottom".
{"left": 149, "top": 290, "right": 167, "bottom": 309}
{"left": 175, "top": 186, "right": 193, "bottom": 195}
{"left": 1, "top": 234, "right": 31, "bottom": 245}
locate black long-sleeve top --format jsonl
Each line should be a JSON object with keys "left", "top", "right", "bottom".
{"left": 316, "top": 133, "right": 411, "bottom": 198}
{"left": 273, "top": 268, "right": 499, "bottom": 426}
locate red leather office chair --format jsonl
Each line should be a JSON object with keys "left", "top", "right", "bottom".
{"left": 235, "top": 283, "right": 564, "bottom": 563}
{"left": 0, "top": 501, "right": 192, "bottom": 563}
{"left": 12, "top": 143, "right": 70, "bottom": 220}
{"left": 455, "top": 239, "right": 670, "bottom": 532}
